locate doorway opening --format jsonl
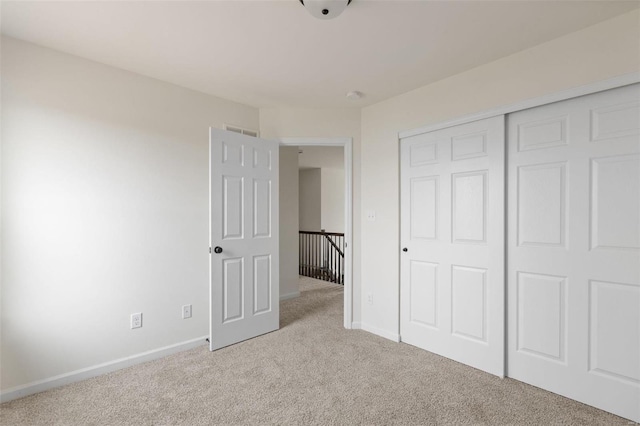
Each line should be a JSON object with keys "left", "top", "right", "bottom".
{"left": 279, "top": 138, "right": 353, "bottom": 329}
{"left": 298, "top": 146, "right": 345, "bottom": 285}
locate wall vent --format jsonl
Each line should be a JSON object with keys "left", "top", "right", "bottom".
{"left": 224, "top": 124, "right": 259, "bottom": 137}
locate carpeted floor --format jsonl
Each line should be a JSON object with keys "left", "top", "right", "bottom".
{"left": 0, "top": 276, "right": 628, "bottom": 425}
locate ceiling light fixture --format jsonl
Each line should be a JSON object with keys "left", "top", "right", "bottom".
{"left": 299, "top": 0, "right": 352, "bottom": 20}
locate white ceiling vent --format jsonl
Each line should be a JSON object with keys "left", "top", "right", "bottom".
{"left": 224, "top": 124, "right": 259, "bottom": 138}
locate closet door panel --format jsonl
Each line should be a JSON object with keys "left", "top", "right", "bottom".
{"left": 400, "top": 115, "right": 505, "bottom": 377}
{"left": 507, "top": 83, "right": 640, "bottom": 422}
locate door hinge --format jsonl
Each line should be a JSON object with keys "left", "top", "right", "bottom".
{"left": 209, "top": 247, "right": 212, "bottom": 254}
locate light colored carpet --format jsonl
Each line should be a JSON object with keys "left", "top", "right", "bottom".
{"left": 0, "top": 277, "right": 627, "bottom": 425}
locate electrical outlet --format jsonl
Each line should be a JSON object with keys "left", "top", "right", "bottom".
{"left": 367, "top": 293, "right": 373, "bottom": 305}
{"left": 131, "top": 313, "right": 142, "bottom": 329}
{"left": 182, "top": 304, "right": 192, "bottom": 319}
{"left": 366, "top": 210, "right": 376, "bottom": 221}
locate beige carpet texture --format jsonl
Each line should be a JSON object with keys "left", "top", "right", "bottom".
{"left": 0, "top": 277, "right": 629, "bottom": 425}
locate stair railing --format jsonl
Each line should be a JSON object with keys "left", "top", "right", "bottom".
{"left": 299, "top": 230, "right": 345, "bottom": 284}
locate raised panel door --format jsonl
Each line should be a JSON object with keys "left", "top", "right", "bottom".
{"left": 507, "top": 83, "right": 640, "bottom": 422}
{"left": 400, "top": 115, "right": 505, "bottom": 377}
{"left": 210, "top": 128, "right": 279, "bottom": 351}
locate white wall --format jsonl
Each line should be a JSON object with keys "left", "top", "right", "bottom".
{"left": 359, "top": 10, "right": 640, "bottom": 339}
{"left": 320, "top": 168, "right": 344, "bottom": 233}
{"left": 259, "top": 108, "right": 361, "bottom": 323}
{"left": 298, "top": 168, "right": 322, "bottom": 231}
{"left": 279, "top": 147, "right": 300, "bottom": 300}
{"left": 298, "top": 146, "right": 344, "bottom": 169}
{"left": 299, "top": 167, "right": 344, "bottom": 233}
{"left": 298, "top": 146, "right": 345, "bottom": 233}
{"left": 0, "top": 37, "right": 259, "bottom": 392}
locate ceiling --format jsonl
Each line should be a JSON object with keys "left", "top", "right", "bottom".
{"left": 2, "top": 1, "right": 638, "bottom": 109}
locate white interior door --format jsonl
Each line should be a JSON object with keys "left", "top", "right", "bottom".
{"left": 507, "top": 84, "right": 640, "bottom": 422}
{"left": 209, "top": 128, "right": 279, "bottom": 351}
{"left": 400, "top": 115, "right": 505, "bottom": 376}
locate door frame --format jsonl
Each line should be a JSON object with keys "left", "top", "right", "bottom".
{"left": 279, "top": 137, "right": 354, "bottom": 329}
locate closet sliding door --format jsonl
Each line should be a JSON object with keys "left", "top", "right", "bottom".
{"left": 507, "top": 84, "right": 640, "bottom": 422}
{"left": 399, "top": 83, "right": 639, "bottom": 421}
{"left": 400, "top": 115, "right": 505, "bottom": 377}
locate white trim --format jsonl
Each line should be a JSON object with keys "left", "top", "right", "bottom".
{"left": 353, "top": 322, "right": 401, "bottom": 343}
{"left": 399, "top": 72, "right": 640, "bottom": 139}
{"left": 279, "top": 137, "right": 354, "bottom": 329}
{"left": 0, "top": 336, "right": 208, "bottom": 403}
{"left": 280, "top": 291, "right": 300, "bottom": 301}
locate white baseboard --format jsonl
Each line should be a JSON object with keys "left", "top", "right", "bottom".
{"left": 352, "top": 322, "right": 400, "bottom": 343}
{"left": 0, "top": 335, "right": 208, "bottom": 403}
{"left": 280, "top": 291, "right": 300, "bottom": 301}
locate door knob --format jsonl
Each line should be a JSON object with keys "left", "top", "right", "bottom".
{"left": 214, "top": 246, "right": 223, "bottom": 254}
{"left": 402, "top": 248, "right": 408, "bottom": 252}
